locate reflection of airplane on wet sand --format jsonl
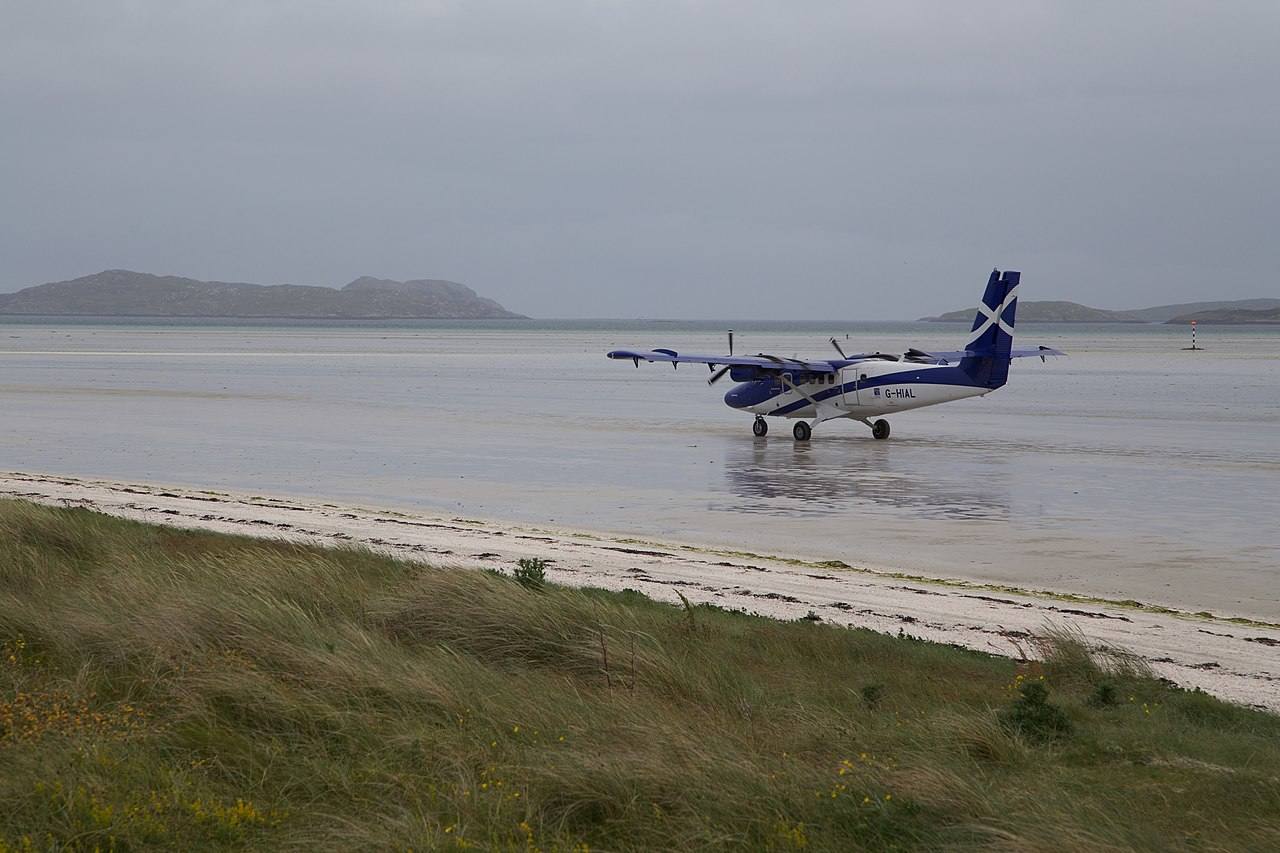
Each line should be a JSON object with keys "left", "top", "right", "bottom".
{"left": 608, "top": 269, "right": 1064, "bottom": 441}
{"left": 720, "top": 441, "right": 1012, "bottom": 521}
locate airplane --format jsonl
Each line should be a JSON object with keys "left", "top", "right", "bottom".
{"left": 607, "top": 268, "right": 1064, "bottom": 441}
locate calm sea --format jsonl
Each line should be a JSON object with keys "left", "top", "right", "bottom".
{"left": 2, "top": 316, "right": 1277, "bottom": 619}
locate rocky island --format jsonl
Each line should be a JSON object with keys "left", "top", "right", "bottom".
{"left": 921, "top": 297, "right": 1280, "bottom": 324}
{"left": 0, "top": 270, "right": 526, "bottom": 319}
{"left": 1165, "top": 306, "right": 1280, "bottom": 324}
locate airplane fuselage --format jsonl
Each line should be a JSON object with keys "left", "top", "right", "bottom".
{"left": 724, "top": 360, "right": 989, "bottom": 420}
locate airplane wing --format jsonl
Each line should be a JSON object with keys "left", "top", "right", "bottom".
{"left": 608, "top": 345, "right": 1066, "bottom": 371}
{"left": 606, "top": 349, "right": 860, "bottom": 372}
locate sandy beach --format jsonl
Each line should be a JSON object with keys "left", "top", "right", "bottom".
{"left": 4, "top": 469, "right": 1276, "bottom": 711}
{"left": 3, "top": 321, "right": 1278, "bottom": 626}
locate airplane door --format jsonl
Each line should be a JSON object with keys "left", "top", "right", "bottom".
{"left": 844, "top": 369, "right": 859, "bottom": 406}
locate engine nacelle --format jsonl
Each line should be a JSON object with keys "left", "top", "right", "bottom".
{"left": 728, "top": 365, "right": 770, "bottom": 382}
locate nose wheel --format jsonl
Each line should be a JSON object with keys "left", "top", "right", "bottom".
{"left": 752, "top": 416, "right": 768, "bottom": 437}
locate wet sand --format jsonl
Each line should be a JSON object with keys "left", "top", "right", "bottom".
{"left": 1, "top": 322, "right": 1277, "bottom": 627}
{"left": 4, "top": 470, "right": 1277, "bottom": 711}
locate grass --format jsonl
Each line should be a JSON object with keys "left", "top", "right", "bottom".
{"left": 0, "top": 500, "right": 1278, "bottom": 851}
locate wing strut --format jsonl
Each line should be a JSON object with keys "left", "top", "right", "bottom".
{"left": 778, "top": 373, "right": 843, "bottom": 430}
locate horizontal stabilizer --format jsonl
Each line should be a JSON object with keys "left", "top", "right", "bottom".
{"left": 904, "top": 345, "right": 1066, "bottom": 364}
{"left": 1009, "top": 346, "right": 1067, "bottom": 360}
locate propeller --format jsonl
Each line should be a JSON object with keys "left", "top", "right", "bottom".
{"left": 708, "top": 329, "right": 735, "bottom": 384}
{"left": 829, "top": 337, "right": 848, "bottom": 359}
{"left": 903, "top": 347, "right": 936, "bottom": 363}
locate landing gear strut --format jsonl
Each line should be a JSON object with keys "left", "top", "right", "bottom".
{"left": 752, "top": 416, "right": 768, "bottom": 437}
{"left": 793, "top": 421, "right": 812, "bottom": 442}
{"left": 871, "top": 419, "right": 891, "bottom": 440}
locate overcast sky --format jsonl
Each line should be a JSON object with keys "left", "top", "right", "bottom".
{"left": 3, "top": 2, "right": 1277, "bottom": 319}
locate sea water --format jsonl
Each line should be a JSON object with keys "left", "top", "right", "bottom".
{"left": 1, "top": 317, "right": 1277, "bottom": 619}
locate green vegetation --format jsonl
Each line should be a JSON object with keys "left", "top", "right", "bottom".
{"left": 1, "top": 500, "right": 1278, "bottom": 851}
{"left": 514, "top": 558, "right": 549, "bottom": 591}
{"left": 997, "top": 681, "right": 1073, "bottom": 743}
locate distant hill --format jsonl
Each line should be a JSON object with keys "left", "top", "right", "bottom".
{"left": 919, "top": 300, "right": 1141, "bottom": 323}
{"left": 920, "top": 298, "right": 1280, "bottom": 323}
{"left": 1166, "top": 306, "right": 1280, "bottom": 324}
{"left": 0, "top": 270, "right": 526, "bottom": 319}
{"left": 1123, "top": 298, "right": 1280, "bottom": 323}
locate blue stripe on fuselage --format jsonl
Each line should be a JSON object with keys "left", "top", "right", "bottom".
{"left": 725, "top": 365, "right": 985, "bottom": 415}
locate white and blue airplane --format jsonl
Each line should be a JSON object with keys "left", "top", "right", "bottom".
{"left": 607, "top": 269, "right": 1064, "bottom": 441}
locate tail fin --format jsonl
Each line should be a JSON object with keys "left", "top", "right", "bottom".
{"left": 961, "top": 268, "right": 1020, "bottom": 388}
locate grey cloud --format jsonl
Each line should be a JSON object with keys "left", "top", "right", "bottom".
{"left": 3, "top": 1, "right": 1278, "bottom": 318}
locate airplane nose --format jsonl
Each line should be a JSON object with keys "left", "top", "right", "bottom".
{"left": 724, "top": 381, "right": 775, "bottom": 409}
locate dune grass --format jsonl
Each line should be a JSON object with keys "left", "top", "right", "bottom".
{"left": 1, "top": 499, "right": 1278, "bottom": 851}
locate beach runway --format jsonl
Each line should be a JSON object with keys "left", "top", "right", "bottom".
{"left": 4, "top": 470, "right": 1276, "bottom": 711}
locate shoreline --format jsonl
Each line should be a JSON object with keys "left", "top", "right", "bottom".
{"left": 2, "top": 469, "right": 1277, "bottom": 711}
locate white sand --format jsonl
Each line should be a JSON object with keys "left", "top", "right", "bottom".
{"left": 3, "top": 470, "right": 1277, "bottom": 711}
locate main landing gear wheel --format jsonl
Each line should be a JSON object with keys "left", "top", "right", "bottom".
{"left": 872, "top": 419, "right": 891, "bottom": 440}
{"left": 752, "top": 417, "right": 768, "bottom": 437}
{"left": 793, "top": 421, "right": 812, "bottom": 442}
